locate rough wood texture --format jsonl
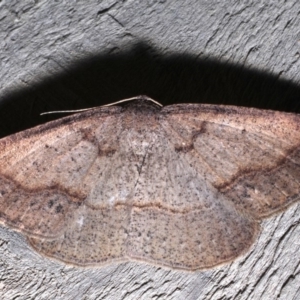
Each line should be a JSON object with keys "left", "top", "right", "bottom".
{"left": 0, "top": 1, "right": 300, "bottom": 299}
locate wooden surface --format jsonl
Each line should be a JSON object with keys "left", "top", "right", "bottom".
{"left": 0, "top": 1, "right": 300, "bottom": 299}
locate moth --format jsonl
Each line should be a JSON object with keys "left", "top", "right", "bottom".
{"left": 0, "top": 96, "right": 299, "bottom": 270}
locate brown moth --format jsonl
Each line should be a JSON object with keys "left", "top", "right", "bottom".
{"left": 0, "top": 95, "right": 300, "bottom": 270}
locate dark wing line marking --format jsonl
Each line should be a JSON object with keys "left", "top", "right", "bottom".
{"left": 159, "top": 119, "right": 224, "bottom": 183}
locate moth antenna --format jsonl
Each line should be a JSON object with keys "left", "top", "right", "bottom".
{"left": 40, "top": 95, "right": 163, "bottom": 116}
{"left": 40, "top": 107, "right": 96, "bottom": 116}
{"left": 102, "top": 95, "right": 163, "bottom": 107}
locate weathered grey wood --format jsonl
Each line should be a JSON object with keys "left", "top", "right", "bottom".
{"left": 0, "top": 1, "right": 300, "bottom": 299}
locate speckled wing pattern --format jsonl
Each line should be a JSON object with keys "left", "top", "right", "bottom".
{"left": 0, "top": 97, "right": 300, "bottom": 270}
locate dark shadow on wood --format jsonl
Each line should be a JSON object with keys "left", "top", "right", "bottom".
{"left": 0, "top": 41, "right": 300, "bottom": 137}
